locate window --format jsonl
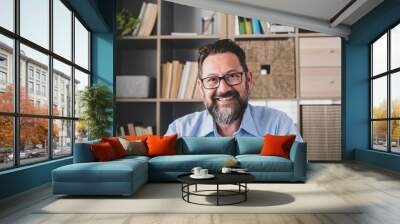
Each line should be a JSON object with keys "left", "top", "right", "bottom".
{"left": 0, "top": 0, "right": 91, "bottom": 170}
{"left": 371, "top": 23, "right": 400, "bottom": 154}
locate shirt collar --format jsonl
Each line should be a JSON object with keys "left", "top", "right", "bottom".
{"left": 237, "top": 104, "right": 259, "bottom": 136}
{"left": 198, "top": 104, "right": 259, "bottom": 137}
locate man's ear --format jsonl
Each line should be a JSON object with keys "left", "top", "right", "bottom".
{"left": 246, "top": 71, "right": 254, "bottom": 90}
{"left": 196, "top": 79, "right": 204, "bottom": 98}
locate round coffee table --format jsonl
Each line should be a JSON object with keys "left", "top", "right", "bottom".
{"left": 177, "top": 172, "right": 255, "bottom": 206}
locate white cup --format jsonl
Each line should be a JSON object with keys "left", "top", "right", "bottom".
{"left": 200, "top": 169, "right": 208, "bottom": 176}
{"left": 221, "top": 167, "right": 232, "bottom": 174}
{"left": 191, "top": 167, "right": 202, "bottom": 176}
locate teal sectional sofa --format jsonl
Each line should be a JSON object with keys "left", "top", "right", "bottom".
{"left": 52, "top": 137, "right": 307, "bottom": 196}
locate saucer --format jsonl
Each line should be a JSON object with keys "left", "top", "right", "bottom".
{"left": 190, "top": 174, "right": 215, "bottom": 179}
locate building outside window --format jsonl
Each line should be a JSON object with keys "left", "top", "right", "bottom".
{"left": 0, "top": 0, "right": 91, "bottom": 170}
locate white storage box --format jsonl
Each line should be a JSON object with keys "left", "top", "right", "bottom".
{"left": 116, "top": 76, "right": 155, "bottom": 98}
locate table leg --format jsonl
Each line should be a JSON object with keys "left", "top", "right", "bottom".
{"left": 217, "top": 184, "right": 219, "bottom": 206}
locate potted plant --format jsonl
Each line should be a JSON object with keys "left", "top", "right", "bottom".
{"left": 79, "top": 84, "right": 113, "bottom": 140}
{"left": 117, "top": 8, "right": 141, "bottom": 37}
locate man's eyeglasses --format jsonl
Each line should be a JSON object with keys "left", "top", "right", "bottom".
{"left": 200, "top": 72, "right": 245, "bottom": 89}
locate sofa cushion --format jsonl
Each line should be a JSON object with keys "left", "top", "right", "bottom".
{"left": 91, "top": 142, "right": 118, "bottom": 161}
{"left": 147, "top": 135, "right": 177, "bottom": 157}
{"left": 101, "top": 137, "right": 127, "bottom": 158}
{"left": 178, "top": 137, "right": 235, "bottom": 155}
{"left": 52, "top": 158, "right": 147, "bottom": 183}
{"left": 260, "top": 135, "right": 296, "bottom": 159}
{"left": 236, "top": 155, "right": 293, "bottom": 172}
{"left": 148, "top": 154, "right": 235, "bottom": 172}
{"left": 236, "top": 137, "right": 264, "bottom": 155}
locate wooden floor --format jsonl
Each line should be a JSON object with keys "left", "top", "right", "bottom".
{"left": 1, "top": 162, "right": 400, "bottom": 224}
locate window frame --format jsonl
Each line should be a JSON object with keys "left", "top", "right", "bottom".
{"left": 370, "top": 20, "right": 400, "bottom": 154}
{"left": 0, "top": 0, "right": 92, "bottom": 171}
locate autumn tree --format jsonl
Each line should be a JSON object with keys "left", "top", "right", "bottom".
{"left": 0, "top": 84, "right": 59, "bottom": 152}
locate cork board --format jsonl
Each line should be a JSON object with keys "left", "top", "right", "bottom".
{"left": 237, "top": 39, "right": 296, "bottom": 99}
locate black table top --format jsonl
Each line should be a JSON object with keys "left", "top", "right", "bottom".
{"left": 177, "top": 172, "right": 255, "bottom": 185}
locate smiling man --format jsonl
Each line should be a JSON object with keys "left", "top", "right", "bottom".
{"left": 165, "top": 39, "right": 302, "bottom": 141}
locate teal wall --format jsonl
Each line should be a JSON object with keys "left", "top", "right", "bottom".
{"left": 0, "top": 0, "right": 115, "bottom": 200}
{"left": 344, "top": 0, "right": 400, "bottom": 171}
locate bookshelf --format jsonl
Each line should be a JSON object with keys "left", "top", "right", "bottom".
{"left": 116, "top": 0, "right": 342, "bottom": 143}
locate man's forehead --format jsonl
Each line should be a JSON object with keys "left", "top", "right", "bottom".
{"left": 202, "top": 52, "right": 242, "bottom": 75}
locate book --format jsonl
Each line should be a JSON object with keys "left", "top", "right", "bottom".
{"left": 127, "top": 123, "right": 136, "bottom": 136}
{"left": 252, "top": 19, "right": 262, "bottom": 34}
{"left": 270, "top": 24, "right": 295, "bottom": 33}
{"left": 162, "top": 62, "right": 173, "bottom": 98}
{"left": 132, "top": 2, "right": 147, "bottom": 36}
{"left": 138, "top": 3, "right": 158, "bottom": 36}
{"left": 234, "top": 16, "right": 240, "bottom": 36}
{"left": 238, "top": 16, "right": 245, "bottom": 35}
{"left": 184, "top": 62, "right": 198, "bottom": 99}
{"left": 120, "top": 126, "right": 126, "bottom": 136}
{"left": 177, "top": 61, "right": 192, "bottom": 99}
{"left": 192, "top": 80, "right": 202, "bottom": 99}
{"left": 244, "top": 18, "right": 253, "bottom": 34}
{"left": 259, "top": 21, "right": 270, "bottom": 34}
{"left": 135, "top": 126, "right": 142, "bottom": 136}
{"left": 145, "top": 126, "right": 153, "bottom": 135}
{"left": 171, "top": 32, "right": 198, "bottom": 36}
{"left": 170, "top": 60, "right": 183, "bottom": 98}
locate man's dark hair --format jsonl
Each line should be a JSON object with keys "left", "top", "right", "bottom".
{"left": 197, "top": 39, "right": 248, "bottom": 78}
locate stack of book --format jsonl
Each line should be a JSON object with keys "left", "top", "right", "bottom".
{"left": 161, "top": 60, "right": 201, "bottom": 99}
{"left": 118, "top": 123, "right": 154, "bottom": 136}
{"left": 235, "top": 16, "right": 294, "bottom": 35}
{"left": 132, "top": 2, "right": 158, "bottom": 36}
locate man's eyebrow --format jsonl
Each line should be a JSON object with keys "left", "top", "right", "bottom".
{"left": 203, "top": 69, "right": 241, "bottom": 78}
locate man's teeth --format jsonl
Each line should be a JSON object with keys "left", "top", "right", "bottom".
{"left": 217, "top": 96, "right": 234, "bottom": 101}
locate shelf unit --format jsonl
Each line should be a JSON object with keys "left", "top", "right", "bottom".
{"left": 116, "top": 0, "right": 342, "bottom": 148}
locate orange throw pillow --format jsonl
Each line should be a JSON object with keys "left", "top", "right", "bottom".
{"left": 260, "top": 134, "right": 296, "bottom": 159}
{"left": 101, "top": 137, "right": 127, "bottom": 158}
{"left": 91, "top": 142, "right": 117, "bottom": 161}
{"left": 124, "top": 135, "right": 148, "bottom": 142}
{"left": 146, "top": 135, "right": 177, "bottom": 157}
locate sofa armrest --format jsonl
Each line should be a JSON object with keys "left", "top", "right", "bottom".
{"left": 73, "top": 140, "right": 100, "bottom": 163}
{"left": 289, "top": 142, "right": 307, "bottom": 181}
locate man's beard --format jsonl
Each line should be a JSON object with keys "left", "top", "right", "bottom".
{"left": 205, "top": 88, "right": 249, "bottom": 125}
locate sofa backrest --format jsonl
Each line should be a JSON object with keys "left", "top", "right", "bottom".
{"left": 177, "top": 137, "right": 236, "bottom": 155}
{"left": 73, "top": 139, "right": 100, "bottom": 163}
{"left": 235, "top": 137, "right": 264, "bottom": 155}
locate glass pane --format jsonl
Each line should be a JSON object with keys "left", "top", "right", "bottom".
{"left": 20, "top": 44, "right": 49, "bottom": 115}
{"left": 0, "top": 0, "right": 14, "bottom": 31}
{"left": 0, "top": 34, "right": 14, "bottom": 112}
{"left": 391, "top": 72, "right": 400, "bottom": 118}
{"left": 372, "top": 76, "right": 387, "bottom": 119}
{"left": 372, "top": 121, "right": 387, "bottom": 151}
{"left": 372, "top": 33, "right": 387, "bottom": 76}
{"left": 75, "top": 120, "right": 88, "bottom": 143}
{"left": 53, "top": 59, "right": 72, "bottom": 117}
{"left": 20, "top": 117, "right": 49, "bottom": 165}
{"left": 391, "top": 24, "right": 400, "bottom": 70}
{"left": 0, "top": 116, "right": 14, "bottom": 170}
{"left": 53, "top": 0, "right": 72, "bottom": 60}
{"left": 20, "top": 0, "right": 49, "bottom": 49}
{"left": 74, "top": 69, "right": 89, "bottom": 118}
{"left": 74, "top": 17, "right": 89, "bottom": 70}
{"left": 391, "top": 120, "right": 400, "bottom": 153}
{"left": 53, "top": 119, "right": 72, "bottom": 158}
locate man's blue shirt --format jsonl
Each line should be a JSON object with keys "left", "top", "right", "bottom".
{"left": 165, "top": 104, "right": 303, "bottom": 142}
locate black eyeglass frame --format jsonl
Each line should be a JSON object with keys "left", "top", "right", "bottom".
{"left": 200, "top": 71, "right": 246, "bottom": 89}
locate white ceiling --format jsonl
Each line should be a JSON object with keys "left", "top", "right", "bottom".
{"left": 166, "top": 0, "right": 384, "bottom": 38}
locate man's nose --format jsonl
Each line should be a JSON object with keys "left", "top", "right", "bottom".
{"left": 217, "top": 78, "right": 233, "bottom": 92}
